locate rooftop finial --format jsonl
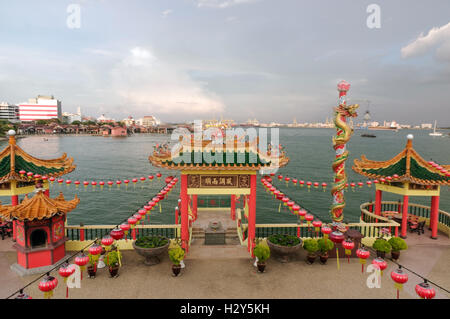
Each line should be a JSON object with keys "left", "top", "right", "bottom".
{"left": 406, "top": 134, "right": 413, "bottom": 148}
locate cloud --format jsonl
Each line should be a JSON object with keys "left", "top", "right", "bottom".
{"left": 110, "top": 47, "right": 225, "bottom": 118}
{"left": 162, "top": 9, "right": 172, "bottom": 18}
{"left": 196, "top": 0, "right": 259, "bottom": 9}
{"left": 401, "top": 22, "right": 450, "bottom": 62}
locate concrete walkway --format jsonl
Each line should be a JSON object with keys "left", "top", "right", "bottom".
{"left": 0, "top": 209, "right": 448, "bottom": 299}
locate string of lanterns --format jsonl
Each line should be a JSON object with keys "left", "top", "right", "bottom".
{"left": 9, "top": 175, "right": 178, "bottom": 300}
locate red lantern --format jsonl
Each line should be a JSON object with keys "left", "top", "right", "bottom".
{"left": 140, "top": 177, "right": 146, "bottom": 182}
{"left": 415, "top": 280, "right": 436, "bottom": 299}
{"left": 120, "top": 223, "right": 130, "bottom": 241}
{"left": 83, "top": 181, "right": 89, "bottom": 189}
{"left": 102, "top": 235, "right": 114, "bottom": 251}
{"left": 356, "top": 247, "right": 370, "bottom": 272}
{"left": 342, "top": 239, "right": 354, "bottom": 263}
{"left": 350, "top": 182, "right": 356, "bottom": 191}
{"left": 116, "top": 180, "right": 122, "bottom": 188}
{"left": 277, "top": 175, "right": 283, "bottom": 181}
{"left": 99, "top": 181, "right": 105, "bottom": 189}
{"left": 148, "top": 175, "right": 154, "bottom": 181}
{"left": 312, "top": 220, "right": 322, "bottom": 233}
{"left": 38, "top": 275, "right": 58, "bottom": 299}
{"left": 287, "top": 201, "right": 295, "bottom": 212}
{"left": 66, "top": 180, "right": 72, "bottom": 187}
{"left": 165, "top": 176, "right": 173, "bottom": 184}
{"left": 156, "top": 173, "right": 162, "bottom": 180}
{"left": 306, "top": 181, "right": 312, "bottom": 191}
{"left": 292, "top": 179, "right": 298, "bottom": 186}
{"left": 132, "top": 178, "right": 138, "bottom": 185}
{"left": 284, "top": 176, "right": 290, "bottom": 187}
{"left": 321, "top": 226, "right": 332, "bottom": 239}
{"left": 128, "top": 217, "right": 138, "bottom": 229}
{"left": 19, "top": 170, "right": 26, "bottom": 177}
{"left": 110, "top": 228, "right": 124, "bottom": 240}
{"left": 330, "top": 231, "right": 345, "bottom": 270}
{"left": 366, "top": 181, "right": 372, "bottom": 187}
{"left": 49, "top": 176, "right": 55, "bottom": 184}
{"left": 107, "top": 181, "right": 113, "bottom": 188}
{"left": 391, "top": 267, "right": 408, "bottom": 299}
{"left": 372, "top": 258, "right": 388, "bottom": 276}
{"left": 305, "top": 214, "right": 314, "bottom": 231}
{"left": 74, "top": 253, "right": 89, "bottom": 280}
{"left": 15, "top": 291, "right": 32, "bottom": 299}
{"left": 59, "top": 263, "right": 75, "bottom": 298}
{"left": 91, "top": 181, "right": 97, "bottom": 188}
{"left": 313, "top": 182, "right": 319, "bottom": 189}
{"left": 357, "top": 182, "right": 363, "bottom": 188}
{"left": 298, "top": 209, "right": 307, "bottom": 222}
{"left": 299, "top": 180, "right": 304, "bottom": 187}
{"left": 88, "top": 243, "right": 102, "bottom": 257}
{"left": 57, "top": 178, "right": 64, "bottom": 185}
{"left": 321, "top": 182, "right": 327, "bottom": 192}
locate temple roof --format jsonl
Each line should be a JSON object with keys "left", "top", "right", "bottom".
{"left": 0, "top": 132, "right": 76, "bottom": 184}
{"left": 149, "top": 139, "right": 289, "bottom": 171}
{"left": 0, "top": 191, "right": 79, "bottom": 221}
{"left": 352, "top": 136, "right": 449, "bottom": 186}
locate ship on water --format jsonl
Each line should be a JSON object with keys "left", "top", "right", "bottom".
{"left": 429, "top": 120, "right": 443, "bottom": 137}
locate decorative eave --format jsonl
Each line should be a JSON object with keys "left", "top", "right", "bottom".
{"left": 352, "top": 136, "right": 449, "bottom": 186}
{"left": 0, "top": 191, "right": 79, "bottom": 221}
{"left": 0, "top": 132, "right": 76, "bottom": 184}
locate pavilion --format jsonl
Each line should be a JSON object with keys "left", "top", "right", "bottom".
{"left": 352, "top": 134, "right": 449, "bottom": 239}
{"left": 149, "top": 136, "right": 289, "bottom": 255}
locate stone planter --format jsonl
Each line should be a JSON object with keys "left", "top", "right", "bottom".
{"left": 267, "top": 238, "right": 302, "bottom": 263}
{"left": 132, "top": 239, "right": 170, "bottom": 266}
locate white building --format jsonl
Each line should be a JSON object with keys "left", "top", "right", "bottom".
{"left": 97, "top": 114, "right": 115, "bottom": 123}
{"left": 18, "top": 95, "right": 62, "bottom": 121}
{"left": 137, "top": 115, "right": 158, "bottom": 127}
{"left": 122, "top": 116, "right": 135, "bottom": 127}
{"left": 421, "top": 123, "right": 433, "bottom": 129}
{"left": 0, "top": 102, "right": 19, "bottom": 122}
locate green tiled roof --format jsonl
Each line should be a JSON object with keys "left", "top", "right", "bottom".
{"left": 164, "top": 151, "right": 271, "bottom": 167}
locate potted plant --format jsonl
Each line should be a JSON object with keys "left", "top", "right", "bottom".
{"left": 253, "top": 241, "right": 270, "bottom": 273}
{"left": 104, "top": 247, "right": 122, "bottom": 278}
{"left": 132, "top": 235, "right": 170, "bottom": 265}
{"left": 168, "top": 245, "right": 185, "bottom": 277}
{"left": 87, "top": 254, "right": 98, "bottom": 278}
{"left": 317, "top": 238, "right": 334, "bottom": 264}
{"left": 303, "top": 238, "right": 319, "bottom": 264}
{"left": 388, "top": 237, "right": 408, "bottom": 260}
{"left": 372, "top": 238, "right": 392, "bottom": 258}
{"left": 266, "top": 234, "right": 302, "bottom": 263}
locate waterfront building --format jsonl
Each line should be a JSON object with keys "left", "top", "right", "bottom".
{"left": 62, "top": 107, "right": 82, "bottom": 124}
{"left": 0, "top": 102, "right": 19, "bottom": 122}
{"left": 138, "top": 115, "right": 158, "bottom": 127}
{"left": 97, "top": 114, "right": 115, "bottom": 123}
{"left": 122, "top": 116, "right": 135, "bottom": 127}
{"left": 421, "top": 123, "right": 433, "bottom": 129}
{"left": 18, "top": 95, "right": 62, "bottom": 122}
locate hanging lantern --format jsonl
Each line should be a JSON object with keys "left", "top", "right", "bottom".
{"left": 330, "top": 231, "right": 345, "bottom": 270}
{"left": 132, "top": 178, "right": 138, "bottom": 187}
{"left": 120, "top": 223, "right": 131, "bottom": 241}
{"left": 380, "top": 178, "right": 386, "bottom": 184}
{"left": 298, "top": 209, "right": 307, "bottom": 223}
{"left": 373, "top": 179, "right": 379, "bottom": 185}
{"left": 33, "top": 174, "right": 41, "bottom": 182}
{"left": 306, "top": 181, "right": 312, "bottom": 192}
{"left": 58, "top": 263, "right": 75, "bottom": 298}
{"left": 42, "top": 175, "right": 48, "bottom": 183}
{"left": 312, "top": 220, "right": 322, "bottom": 237}
{"left": 65, "top": 180, "right": 72, "bottom": 187}
{"left": 102, "top": 235, "right": 114, "bottom": 252}
{"left": 366, "top": 181, "right": 372, "bottom": 188}
{"left": 15, "top": 291, "right": 32, "bottom": 299}
{"left": 356, "top": 247, "right": 370, "bottom": 273}
{"left": 19, "top": 170, "right": 26, "bottom": 177}
{"left": 57, "top": 179, "right": 64, "bottom": 186}
{"left": 313, "top": 182, "right": 319, "bottom": 189}
{"left": 391, "top": 267, "right": 408, "bottom": 299}
{"left": 116, "top": 180, "right": 122, "bottom": 188}
{"left": 321, "top": 182, "right": 327, "bottom": 192}
{"left": 371, "top": 258, "right": 388, "bottom": 276}
{"left": 165, "top": 176, "right": 173, "bottom": 184}
{"left": 148, "top": 175, "right": 154, "bottom": 181}
{"left": 287, "top": 201, "right": 295, "bottom": 212}
{"left": 415, "top": 280, "right": 436, "bottom": 299}
{"left": 305, "top": 214, "right": 314, "bottom": 231}
{"left": 128, "top": 216, "right": 138, "bottom": 230}
{"left": 393, "top": 174, "right": 399, "bottom": 179}
{"left": 124, "top": 179, "right": 130, "bottom": 189}
{"left": 156, "top": 173, "right": 162, "bottom": 180}
{"left": 299, "top": 180, "right": 304, "bottom": 188}
{"left": 38, "top": 275, "right": 58, "bottom": 299}
{"left": 110, "top": 228, "right": 124, "bottom": 240}
{"left": 357, "top": 182, "right": 363, "bottom": 188}
{"left": 83, "top": 181, "right": 89, "bottom": 189}
{"left": 138, "top": 209, "right": 147, "bottom": 224}
{"left": 88, "top": 243, "right": 102, "bottom": 264}
{"left": 277, "top": 175, "right": 283, "bottom": 182}
{"left": 74, "top": 180, "right": 80, "bottom": 188}
{"left": 74, "top": 253, "right": 89, "bottom": 280}
{"left": 49, "top": 176, "right": 55, "bottom": 184}
{"left": 91, "top": 181, "right": 97, "bottom": 189}
{"left": 107, "top": 181, "right": 114, "bottom": 189}
{"left": 292, "top": 179, "right": 298, "bottom": 186}
{"left": 386, "top": 176, "right": 392, "bottom": 183}
{"left": 140, "top": 177, "right": 146, "bottom": 183}
{"left": 284, "top": 176, "right": 290, "bottom": 187}
{"left": 281, "top": 197, "right": 289, "bottom": 212}
{"left": 99, "top": 181, "right": 105, "bottom": 190}
{"left": 321, "top": 226, "right": 332, "bottom": 239}
{"left": 27, "top": 172, "right": 33, "bottom": 180}
{"left": 342, "top": 239, "right": 355, "bottom": 263}
{"left": 292, "top": 204, "right": 300, "bottom": 216}
{"left": 350, "top": 182, "right": 356, "bottom": 191}
{"left": 344, "top": 183, "right": 349, "bottom": 191}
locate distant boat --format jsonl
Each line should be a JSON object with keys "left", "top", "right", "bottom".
{"left": 429, "top": 120, "right": 442, "bottom": 137}
{"left": 361, "top": 134, "right": 376, "bottom": 138}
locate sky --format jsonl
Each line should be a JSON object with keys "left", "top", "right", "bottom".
{"left": 0, "top": 0, "right": 449, "bottom": 125}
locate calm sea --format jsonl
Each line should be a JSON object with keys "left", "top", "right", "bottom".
{"left": 2, "top": 128, "right": 449, "bottom": 225}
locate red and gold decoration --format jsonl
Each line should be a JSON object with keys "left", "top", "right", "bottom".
{"left": 342, "top": 239, "right": 354, "bottom": 263}
{"left": 390, "top": 267, "right": 408, "bottom": 299}
{"left": 356, "top": 247, "right": 370, "bottom": 273}
{"left": 329, "top": 231, "right": 345, "bottom": 270}
{"left": 58, "top": 263, "right": 75, "bottom": 298}
{"left": 415, "top": 280, "right": 436, "bottom": 299}
{"left": 38, "top": 275, "right": 58, "bottom": 299}
{"left": 371, "top": 257, "right": 388, "bottom": 276}
{"left": 101, "top": 235, "right": 114, "bottom": 252}
{"left": 74, "top": 253, "right": 89, "bottom": 280}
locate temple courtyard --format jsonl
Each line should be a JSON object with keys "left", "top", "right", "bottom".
{"left": 1, "top": 209, "right": 449, "bottom": 299}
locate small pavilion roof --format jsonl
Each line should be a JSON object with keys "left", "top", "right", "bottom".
{"left": 0, "top": 132, "right": 75, "bottom": 184}
{"left": 0, "top": 191, "right": 79, "bottom": 221}
{"left": 149, "top": 138, "right": 289, "bottom": 171}
{"left": 352, "top": 136, "right": 449, "bottom": 186}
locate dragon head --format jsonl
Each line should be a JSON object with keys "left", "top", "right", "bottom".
{"left": 343, "top": 103, "right": 359, "bottom": 117}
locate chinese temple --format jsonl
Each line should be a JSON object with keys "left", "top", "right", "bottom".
{"left": 353, "top": 134, "right": 450, "bottom": 239}
{"left": 149, "top": 135, "right": 289, "bottom": 255}
{"left": 0, "top": 130, "right": 76, "bottom": 205}
{"left": 0, "top": 190, "right": 79, "bottom": 274}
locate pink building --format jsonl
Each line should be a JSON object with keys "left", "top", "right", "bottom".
{"left": 111, "top": 127, "right": 127, "bottom": 137}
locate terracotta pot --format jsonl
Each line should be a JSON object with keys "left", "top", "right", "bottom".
{"left": 319, "top": 253, "right": 329, "bottom": 264}
{"left": 109, "top": 266, "right": 119, "bottom": 278}
{"left": 172, "top": 264, "right": 181, "bottom": 276}
{"left": 87, "top": 264, "right": 97, "bottom": 278}
{"left": 391, "top": 251, "right": 400, "bottom": 260}
{"left": 306, "top": 253, "right": 316, "bottom": 264}
{"left": 257, "top": 262, "right": 266, "bottom": 273}
{"left": 376, "top": 250, "right": 386, "bottom": 259}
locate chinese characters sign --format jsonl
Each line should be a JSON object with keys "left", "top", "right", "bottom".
{"left": 187, "top": 175, "right": 250, "bottom": 188}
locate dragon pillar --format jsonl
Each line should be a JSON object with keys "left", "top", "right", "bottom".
{"left": 331, "top": 80, "right": 359, "bottom": 223}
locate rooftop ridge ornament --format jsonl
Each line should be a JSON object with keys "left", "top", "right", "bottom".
{"left": 331, "top": 80, "right": 359, "bottom": 223}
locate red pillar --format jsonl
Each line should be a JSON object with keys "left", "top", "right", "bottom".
{"left": 375, "top": 190, "right": 382, "bottom": 215}
{"left": 430, "top": 196, "right": 439, "bottom": 239}
{"left": 44, "top": 189, "right": 50, "bottom": 197}
{"left": 230, "top": 195, "right": 236, "bottom": 221}
{"left": 247, "top": 175, "right": 256, "bottom": 257}
{"left": 180, "top": 174, "right": 189, "bottom": 252}
{"left": 175, "top": 208, "right": 179, "bottom": 225}
{"left": 11, "top": 195, "right": 18, "bottom": 206}
{"left": 400, "top": 195, "right": 409, "bottom": 238}
{"left": 192, "top": 195, "right": 198, "bottom": 221}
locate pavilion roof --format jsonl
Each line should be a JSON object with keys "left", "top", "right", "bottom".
{"left": 352, "top": 137, "right": 449, "bottom": 186}
{"left": 149, "top": 139, "right": 289, "bottom": 171}
{"left": 0, "top": 191, "right": 79, "bottom": 221}
{"left": 0, "top": 134, "right": 76, "bottom": 184}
